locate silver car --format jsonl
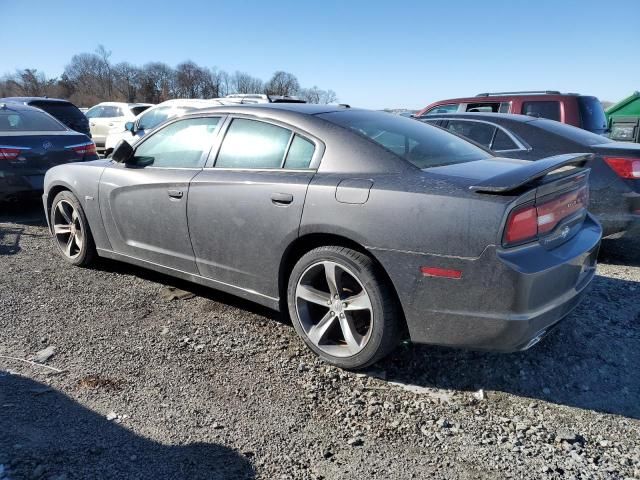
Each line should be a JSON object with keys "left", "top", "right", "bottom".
{"left": 43, "top": 104, "right": 601, "bottom": 369}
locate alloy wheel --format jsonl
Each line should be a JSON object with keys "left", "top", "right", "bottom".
{"left": 295, "top": 260, "right": 373, "bottom": 357}
{"left": 53, "top": 199, "right": 84, "bottom": 259}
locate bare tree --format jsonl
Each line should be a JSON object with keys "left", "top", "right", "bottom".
{"left": 231, "top": 71, "right": 263, "bottom": 94}
{"left": 299, "top": 86, "right": 338, "bottom": 104}
{"left": 138, "top": 62, "right": 176, "bottom": 103}
{"left": 264, "top": 71, "right": 300, "bottom": 97}
{"left": 113, "top": 62, "right": 140, "bottom": 102}
{"left": 1, "top": 69, "right": 57, "bottom": 97}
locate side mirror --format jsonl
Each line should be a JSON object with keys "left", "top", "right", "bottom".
{"left": 111, "top": 140, "right": 134, "bottom": 163}
{"left": 125, "top": 121, "right": 135, "bottom": 133}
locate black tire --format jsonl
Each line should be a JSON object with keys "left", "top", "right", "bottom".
{"left": 287, "top": 246, "right": 402, "bottom": 369}
{"left": 50, "top": 190, "right": 96, "bottom": 267}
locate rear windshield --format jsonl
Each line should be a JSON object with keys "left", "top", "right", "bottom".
{"left": 0, "top": 109, "right": 66, "bottom": 131}
{"left": 531, "top": 117, "right": 613, "bottom": 146}
{"left": 577, "top": 96, "right": 607, "bottom": 134}
{"left": 29, "top": 101, "right": 85, "bottom": 121}
{"left": 131, "top": 105, "right": 151, "bottom": 116}
{"left": 319, "top": 110, "right": 490, "bottom": 169}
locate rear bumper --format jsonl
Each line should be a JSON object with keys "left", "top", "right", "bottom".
{"left": 372, "top": 214, "right": 602, "bottom": 352}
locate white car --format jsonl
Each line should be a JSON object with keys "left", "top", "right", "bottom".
{"left": 85, "top": 102, "right": 153, "bottom": 151}
{"left": 104, "top": 99, "right": 226, "bottom": 155}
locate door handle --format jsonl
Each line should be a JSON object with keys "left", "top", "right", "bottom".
{"left": 168, "top": 189, "right": 184, "bottom": 199}
{"left": 271, "top": 192, "right": 293, "bottom": 205}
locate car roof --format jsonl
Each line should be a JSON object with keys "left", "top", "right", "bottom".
{"left": 189, "top": 103, "right": 349, "bottom": 117}
{"left": 0, "top": 96, "right": 73, "bottom": 104}
{"left": 92, "top": 101, "right": 154, "bottom": 107}
{"left": 420, "top": 112, "right": 539, "bottom": 123}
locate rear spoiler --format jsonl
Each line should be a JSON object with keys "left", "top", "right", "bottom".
{"left": 469, "top": 153, "right": 593, "bottom": 193}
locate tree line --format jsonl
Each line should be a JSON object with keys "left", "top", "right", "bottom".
{"left": 0, "top": 45, "right": 338, "bottom": 107}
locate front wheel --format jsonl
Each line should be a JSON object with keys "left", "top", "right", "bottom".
{"left": 287, "top": 246, "right": 402, "bottom": 369}
{"left": 50, "top": 190, "right": 96, "bottom": 267}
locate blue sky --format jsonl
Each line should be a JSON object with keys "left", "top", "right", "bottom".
{"left": 1, "top": 0, "right": 638, "bottom": 109}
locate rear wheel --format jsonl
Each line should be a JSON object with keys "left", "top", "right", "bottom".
{"left": 50, "top": 190, "right": 96, "bottom": 267}
{"left": 287, "top": 246, "right": 401, "bottom": 369}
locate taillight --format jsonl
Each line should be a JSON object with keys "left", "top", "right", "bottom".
{"left": 66, "top": 141, "right": 97, "bottom": 158}
{"left": 503, "top": 185, "right": 589, "bottom": 246}
{"left": 0, "top": 146, "right": 27, "bottom": 160}
{"left": 604, "top": 157, "right": 640, "bottom": 179}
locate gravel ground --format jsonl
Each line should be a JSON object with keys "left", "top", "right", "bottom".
{"left": 1, "top": 202, "right": 639, "bottom": 480}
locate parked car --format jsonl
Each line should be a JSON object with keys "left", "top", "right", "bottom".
{"left": 415, "top": 91, "right": 608, "bottom": 135}
{"left": 0, "top": 102, "right": 97, "bottom": 202}
{"left": 104, "top": 99, "right": 227, "bottom": 156}
{"left": 43, "top": 104, "right": 600, "bottom": 369}
{"left": 605, "top": 91, "right": 640, "bottom": 143}
{"left": 0, "top": 97, "right": 90, "bottom": 137}
{"left": 85, "top": 102, "right": 153, "bottom": 151}
{"left": 420, "top": 112, "right": 640, "bottom": 238}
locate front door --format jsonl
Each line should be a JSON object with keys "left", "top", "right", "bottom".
{"left": 99, "top": 116, "right": 224, "bottom": 273}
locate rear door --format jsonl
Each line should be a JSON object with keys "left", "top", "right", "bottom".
{"left": 99, "top": 116, "right": 224, "bottom": 273}
{"left": 188, "top": 116, "right": 322, "bottom": 298}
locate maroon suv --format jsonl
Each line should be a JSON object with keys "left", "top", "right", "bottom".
{"left": 415, "top": 91, "right": 608, "bottom": 135}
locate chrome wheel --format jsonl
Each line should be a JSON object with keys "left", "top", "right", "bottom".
{"left": 53, "top": 199, "right": 84, "bottom": 259}
{"left": 295, "top": 260, "right": 373, "bottom": 357}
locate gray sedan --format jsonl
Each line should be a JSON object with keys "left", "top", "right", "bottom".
{"left": 43, "top": 104, "right": 601, "bottom": 369}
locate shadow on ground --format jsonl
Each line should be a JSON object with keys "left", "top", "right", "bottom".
{"left": 378, "top": 273, "right": 640, "bottom": 420}
{"left": 0, "top": 373, "right": 255, "bottom": 480}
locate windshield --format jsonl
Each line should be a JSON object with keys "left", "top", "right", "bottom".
{"left": 0, "top": 109, "right": 66, "bottom": 131}
{"left": 138, "top": 106, "right": 188, "bottom": 131}
{"left": 577, "top": 96, "right": 607, "bottom": 134}
{"left": 319, "top": 110, "right": 490, "bottom": 169}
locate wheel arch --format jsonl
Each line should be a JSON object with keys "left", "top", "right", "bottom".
{"left": 45, "top": 182, "right": 77, "bottom": 233}
{"left": 278, "top": 232, "right": 407, "bottom": 331}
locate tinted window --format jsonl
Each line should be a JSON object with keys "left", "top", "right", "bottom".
{"left": 30, "top": 101, "right": 85, "bottom": 121}
{"left": 320, "top": 110, "right": 490, "bottom": 169}
{"left": 284, "top": 135, "right": 315, "bottom": 169}
{"left": 446, "top": 120, "right": 496, "bottom": 147}
{"left": 132, "top": 117, "right": 220, "bottom": 168}
{"left": 131, "top": 105, "right": 151, "bottom": 116}
{"left": 0, "top": 109, "right": 65, "bottom": 132}
{"left": 491, "top": 129, "right": 518, "bottom": 151}
{"left": 577, "top": 96, "right": 607, "bottom": 134}
{"left": 425, "top": 104, "right": 459, "bottom": 115}
{"left": 466, "top": 102, "right": 500, "bottom": 113}
{"left": 522, "top": 101, "right": 560, "bottom": 121}
{"left": 216, "top": 119, "right": 291, "bottom": 169}
{"left": 531, "top": 118, "right": 613, "bottom": 146}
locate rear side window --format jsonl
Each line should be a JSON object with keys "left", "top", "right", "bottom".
{"left": 522, "top": 101, "right": 560, "bottom": 121}
{"left": 491, "top": 129, "right": 519, "bottom": 151}
{"left": 577, "top": 96, "right": 607, "bottom": 134}
{"left": 100, "top": 106, "right": 122, "bottom": 118}
{"left": 132, "top": 117, "right": 220, "bottom": 168}
{"left": 0, "top": 109, "right": 65, "bottom": 131}
{"left": 216, "top": 119, "right": 291, "bottom": 169}
{"left": 425, "top": 104, "right": 459, "bottom": 115}
{"left": 320, "top": 110, "right": 490, "bottom": 169}
{"left": 130, "top": 106, "right": 150, "bottom": 116}
{"left": 446, "top": 120, "right": 496, "bottom": 147}
{"left": 284, "top": 135, "right": 315, "bottom": 169}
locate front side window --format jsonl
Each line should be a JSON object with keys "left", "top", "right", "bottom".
{"left": 446, "top": 120, "right": 496, "bottom": 147}
{"left": 216, "top": 119, "right": 291, "bottom": 169}
{"left": 320, "top": 110, "right": 490, "bottom": 169}
{"left": 522, "top": 101, "right": 561, "bottom": 121}
{"left": 131, "top": 117, "right": 220, "bottom": 168}
{"left": 425, "top": 104, "right": 459, "bottom": 115}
